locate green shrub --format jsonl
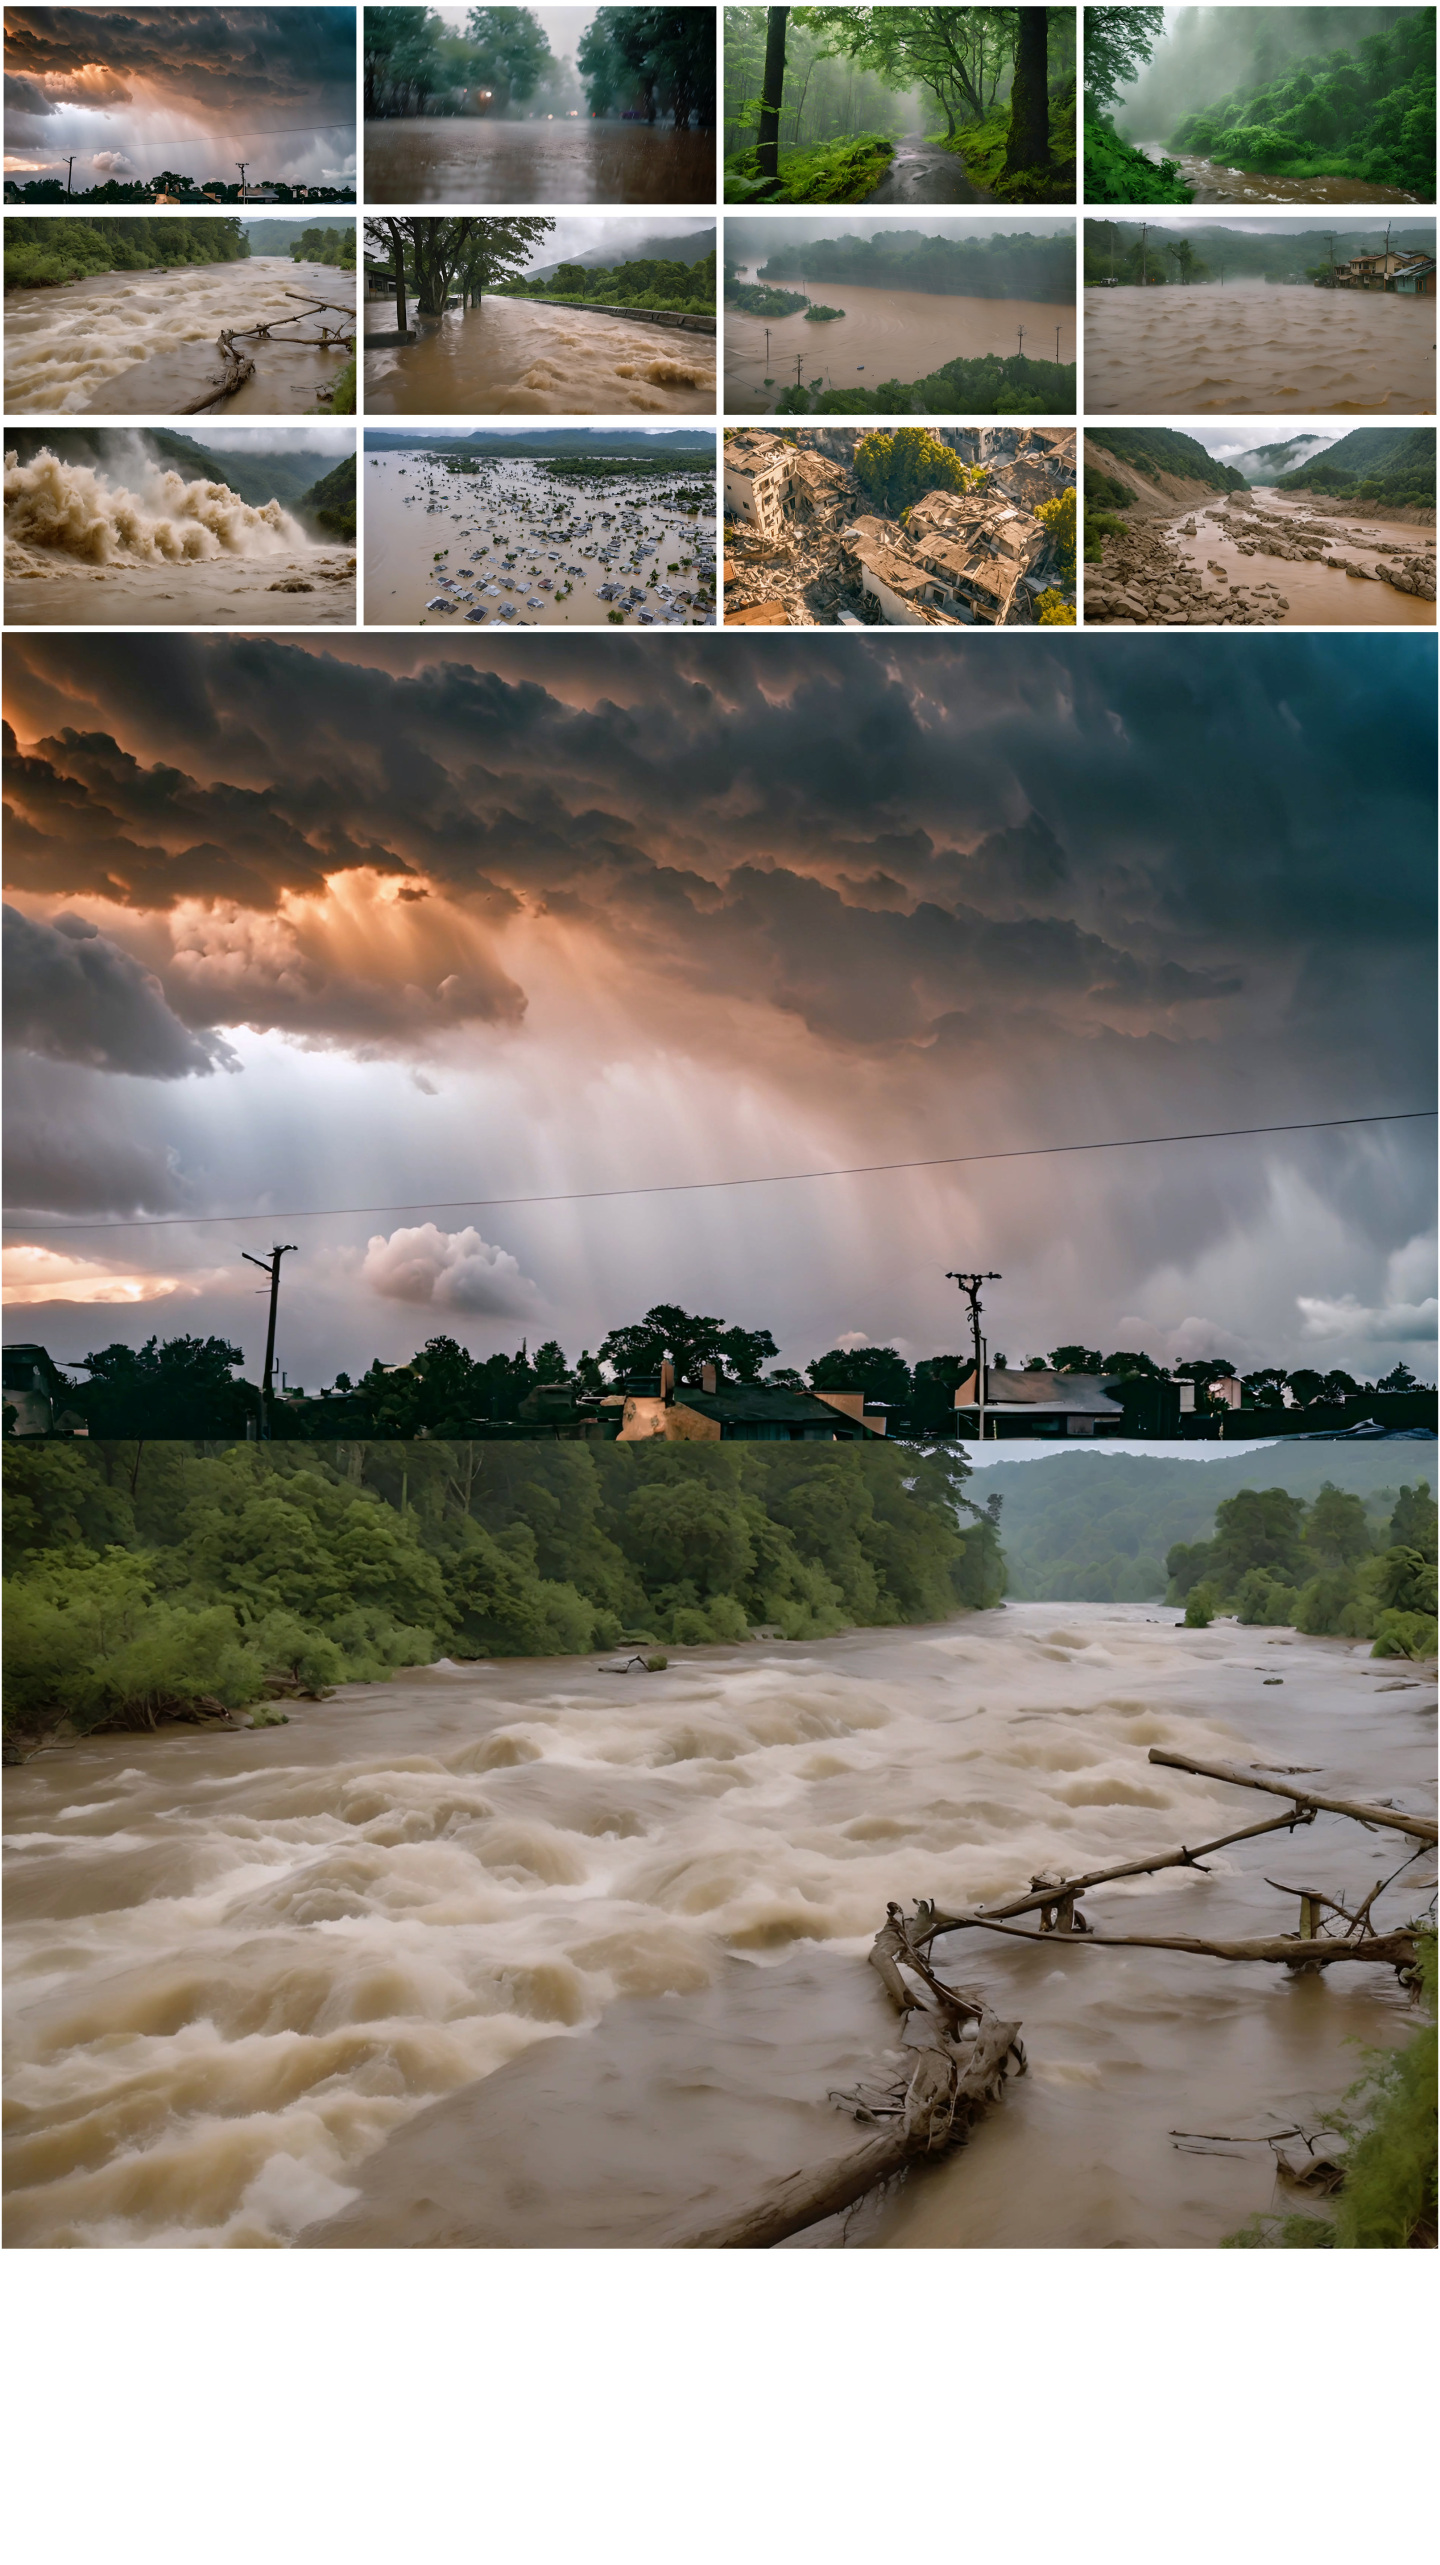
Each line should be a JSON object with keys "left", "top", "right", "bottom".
{"left": 1233, "top": 1568, "right": 1298, "bottom": 1626}
{"left": 1372, "top": 1608, "right": 1439, "bottom": 1660}
{"left": 1184, "top": 1583, "right": 1219, "bottom": 1628}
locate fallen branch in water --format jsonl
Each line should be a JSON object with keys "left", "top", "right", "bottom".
{"left": 936, "top": 1913, "right": 1420, "bottom": 1973}
{"left": 176, "top": 330, "right": 256, "bottom": 414}
{"left": 914, "top": 1806, "right": 1317, "bottom": 1946}
{"left": 673, "top": 1910, "right": 1023, "bottom": 2249}
{"left": 1147, "top": 1748, "right": 1438, "bottom": 1844}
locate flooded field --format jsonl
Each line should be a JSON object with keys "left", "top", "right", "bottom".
{"left": 4, "top": 258, "right": 356, "bottom": 416}
{"left": 4, "top": 443, "right": 355, "bottom": 626}
{"left": 5, "top": 1604, "right": 1431, "bottom": 2250}
{"left": 1084, "top": 283, "right": 1437, "bottom": 414}
{"left": 364, "top": 116, "right": 716, "bottom": 205}
{"left": 1126, "top": 143, "right": 1423, "bottom": 205}
{"left": 365, "top": 297, "right": 715, "bottom": 417}
{"left": 724, "top": 275, "right": 1072, "bottom": 412}
{"left": 364, "top": 449, "right": 716, "bottom": 626}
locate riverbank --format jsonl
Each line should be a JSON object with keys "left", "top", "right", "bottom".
{"left": 4, "top": 258, "right": 355, "bottom": 415}
{"left": 1125, "top": 141, "right": 1422, "bottom": 206}
{"left": 5, "top": 1604, "right": 1430, "bottom": 2248}
{"left": 1085, "top": 484, "right": 1435, "bottom": 626}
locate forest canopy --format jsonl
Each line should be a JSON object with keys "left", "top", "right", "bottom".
{"left": 2, "top": 1437, "right": 1006, "bottom": 1746}
{"left": 364, "top": 6, "right": 715, "bottom": 126}
{"left": 4, "top": 216, "right": 249, "bottom": 290}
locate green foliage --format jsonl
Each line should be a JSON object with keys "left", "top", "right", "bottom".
{"left": 726, "top": 279, "right": 810, "bottom": 316}
{"left": 303, "top": 452, "right": 357, "bottom": 536}
{"left": 792, "top": 350, "right": 1075, "bottom": 419}
{"left": 932, "top": 84, "right": 1077, "bottom": 205}
{"left": 1085, "top": 427, "right": 1248, "bottom": 494}
{"left": 2, "top": 1437, "right": 1005, "bottom": 1740}
{"left": 1083, "top": 7, "right": 1166, "bottom": 114}
{"left": 289, "top": 226, "right": 354, "bottom": 271}
{"left": 1033, "top": 589, "right": 1076, "bottom": 624}
{"left": 4, "top": 215, "right": 250, "bottom": 289}
{"left": 70, "top": 1335, "right": 253, "bottom": 1439}
{"left": 1167, "top": 14, "right": 1437, "bottom": 198}
{"left": 758, "top": 225, "right": 1074, "bottom": 303}
{"left": 325, "top": 358, "right": 357, "bottom": 419}
{"left": 1084, "top": 110, "right": 1191, "bottom": 203}
{"left": 1086, "top": 466, "right": 1134, "bottom": 511}
{"left": 1233, "top": 1568, "right": 1298, "bottom": 1627}
{"left": 726, "top": 133, "right": 894, "bottom": 203}
{"left": 1183, "top": 1583, "right": 1218, "bottom": 1628}
{"left": 1277, "top": 429, "right": 1435, "bottom": 513}
{"left": 1035, "top": 485, "right": 1076, "bottom": 579}
{"left": 1372, "top": 1607, "right": 1440, "bottom": 1659}
{"left": 853, "top": 426, "right": 973, "bottom": 513}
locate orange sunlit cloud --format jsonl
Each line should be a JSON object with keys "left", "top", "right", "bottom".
{"left": 2, "top": 1244, "right": 191, "bottom": 1306}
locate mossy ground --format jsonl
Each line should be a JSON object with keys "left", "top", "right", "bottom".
{"left": 932, "top": 88, "right": 1077, "bottom": 204}
{"left": 725, "top": 133, "right": 895, "bottom": 204}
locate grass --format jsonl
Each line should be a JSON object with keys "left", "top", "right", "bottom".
{"left": 725, "top": 133, "right": 895, "bottom": 204}
{"left": 933, "top": 86, "right": 1077, "bottom": 204}
{"left": 1084, "top": 111, "right": 1193, "bottom": 206}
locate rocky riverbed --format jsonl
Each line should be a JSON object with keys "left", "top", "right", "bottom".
{"left": 1087, "top": 487, "right": 1436, "bottom": 625}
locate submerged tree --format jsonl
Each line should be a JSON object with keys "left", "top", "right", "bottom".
{"left": 363, "top": 214, "right": 554, "bottom": 317}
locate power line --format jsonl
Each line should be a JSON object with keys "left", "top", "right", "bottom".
{"left": 4, "top": 1110, "right": 1432, "bottom": 1242}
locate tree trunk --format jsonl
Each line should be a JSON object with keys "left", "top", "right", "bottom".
{"left": 386, "top": 217, "right": 407, "bottom": 334}
{"left": 757, "top": 6, "right": 789, "bottom": 181}
{"left": 1148, "top": 1748, "right": 1439, "bottom": 1845}
{"left": 1003, "top": 9, "right": 1050, "bottom": 176}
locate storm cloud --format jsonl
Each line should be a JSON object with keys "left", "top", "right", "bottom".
{"left": 3, "top": 903, "right": 235, "bottom": 1077}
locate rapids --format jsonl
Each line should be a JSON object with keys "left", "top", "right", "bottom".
{"left": 3, "top": 258, "right": 356, "bottom": 416}
{"left": 1083, "top": 281, "right": 1437, "bottom": 415}
{"left": 1126, "top": 144, "right": 1423, "bottom": 206}
{"left": 5, "top": 1606, "right": 1432, "bottom": 2250}
{"left": 364, "top": 296, "right": 716, "bottom": 417}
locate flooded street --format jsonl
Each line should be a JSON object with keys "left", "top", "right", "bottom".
{"left": 4, "top": 259, "right": 355, "bottom": 416}
{"left": 724, "top": 278, "right": 1072, "bottom": 412}
{"left": 4, "top": 441, "right": 355, "bottom": 625}
{"left": 364, "top": 116, "right": 716, "bottom": 205}
{"left": 1126, "top": 143, "right": 1422, "bottom": 206}
{"left": 5, "top": 1604, "right": 1431, "bottom": 2249}
{"left": 364, "top": 449, "right": 715, "bottom": 625}
{"left": 1084, "top": 283, "right": 1437, "bottom": 414}
{"left": 365, "top": 297, "right": 715, "bottom": 416}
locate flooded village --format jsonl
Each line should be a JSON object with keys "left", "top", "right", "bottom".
{"left": 365, "top": 440, "right": 716, "bottom": 625}
{"left": 724, "top": 426, "right": 1075, "bottom": 627}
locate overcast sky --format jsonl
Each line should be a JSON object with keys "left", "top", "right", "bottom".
{"left": 3, "top": 633, "right": 1434, "bottom": 1390}
{"left": 4, "top": 7, "right": 356, "bottom": 190}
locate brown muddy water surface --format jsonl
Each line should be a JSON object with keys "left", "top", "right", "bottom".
{"left": 1125, "top": 144, "right": 1422, "bottom": 205}
{"left": 364, "top": 116, "right": 716, "bottom": 205}
{"left": 1084, "top": 283, "right": 1436, "bottom": 414}
{"left": 4, "top": 260, "right": 355, "bottom": 415}
{"left": 1171, "top": 490, "right": 1433, "bottom": 625}
{"left": 5, "top": 1605, "right": 1432, "bottom": 2249}
{"left": 365, "top": 297, "right": 715, "bottom": 417}
{"left": 725, "top": 276, "right": 1072, "bottom": 413}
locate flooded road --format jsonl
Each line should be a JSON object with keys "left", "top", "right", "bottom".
{"left": 5, "top": 1605, "right": 1431, "bottom": 2249}
{"left": 365, "top": 297, "right": 716, "bottom": 416}
{"left": 725, "top": 278, "right": 1072, "bottom": 411}
{"left": 364, "top": 116, "right": 715, "bottom": 205}
{"left": 1084, "top": 283, "right": 1437, "bottom": 414}
{"left": 364, "top": 449, "right": 716, "bottom": 625}
{"left": 4, "top": 440, "right": 355, "bottom": 625}
{"left": 1127, "top": 142, "right": 1422, "bottom": 206}
{"left": 4, "top": 259, "right": 355, "bottom": 416}
{"left": 864, "top": 133, "right": 995, "bottom": 206}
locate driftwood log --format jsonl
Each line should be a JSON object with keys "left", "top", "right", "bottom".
{"left": 176, "top": 331, "right": 257, "bottom": 414}
{"left": 674, "top": 1914, "right": 1024, "bottom": 2249}
{"left": 1147, "top": 1747, "right": 1439, "bottom": 1844}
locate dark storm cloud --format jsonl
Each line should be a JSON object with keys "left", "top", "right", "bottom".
{"left": 3, "top": 9, "right": 356, "bottom": 111}
{"left": 3, "top": 904, "right": 236, "bottom": 1076}
{"left": 1, "top": 1052, "right": 190, "bottom": 1216}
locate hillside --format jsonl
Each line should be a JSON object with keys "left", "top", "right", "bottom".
{"left": 2, "top": 427, "right": 341, "bottom": 512}
{"left": 1166, "top": 13, "right": 1436, "bottom": 197}
{"left": 1084, "top": 220, "right": 1435, "bottom": 281}
{"left": 299, "top": 453, "right": 356, "bottom": 540}
{"left": 1277, "top": 427, "right": 1436, "bottom": 508}
{"left": 1085, "top": 428, "right": 1248, "bottom": 514}
{"left": 530, "top": 228, "right": 714, "bottom": 279}
{"left": 986, "top": 1447, "right": 1433, "bottom": 1602}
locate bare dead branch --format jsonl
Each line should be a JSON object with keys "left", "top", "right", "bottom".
{"left": 1147, "top": 1748, "right": 1438, "bottom": 1844}
{"left": 916, "top": 1807, "right": 1316, "bottom": 1945}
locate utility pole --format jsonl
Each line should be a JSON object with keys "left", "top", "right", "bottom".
{"left": 241, "top": 1243, "right": 297, "bottom": 1437}
{"left": 1017, "top": 324, "right": 1025, "bottom": 356}
{"left": 946, "top": 1271, "right": 1001, "bottom": 1443}
{"left": 1055, "top": 322, "right": 1061, "bottom": 362}
{"left": 1323, "top": 230, "right": 1337, "bottom": 286}
{"left": 764, "top": 325, "right": 771, "bottom": 374}
{"left": 1139, "top": 220, "right": 1149, "bottom": 285}
{"left": 65, "top": 154, "right": 75, "bottom": 196}
{"left": 794, "top": 352, "right": 803, "bottom": 385}
{"left": 236, "top": 160, "right": 249, "bottom": 200}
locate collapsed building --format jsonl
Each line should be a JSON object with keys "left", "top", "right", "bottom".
{"left": 722, "top": 427, "right": 1074, "bottom": 629}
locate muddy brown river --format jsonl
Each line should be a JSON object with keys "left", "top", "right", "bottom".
{"left": 1124, "top": 143, "right": 1423, "bottom": 206}
{"left": 364, "top": 116, "right": 716, "bottom": 205}
{"left": 5, "top": 1604, "right": 1431, "bottom": 2249}
{"left": 1170, "top": 490, "right": 1433, "bottom": 626}
{"left": 725, "top": 278, "right": 1073, "bottom": 413}
{"left": 4, "top": 259, "right": 355, "bottom": 416}
{"left": 365, "top": 297, "right": 715, "bottom": 416}
{"left": 1084, "top": 282, "right": 1437, "bottom": 415}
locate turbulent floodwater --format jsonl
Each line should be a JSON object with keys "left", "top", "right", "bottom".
{"left": 364, "top": 451, "right": 715, "bottom": 627}
{"left": 1128, "top": 142, "right": 1422, "bottom": 205}
{"left": 4, "top": 259, "right": 356, "bottom": 415}
{"left": 4, "top": 442, "right": 355, "bottom": 626}
{"left": 1084, "top": 283, "right": 1437, "bottom": 414}
{"left": 1160, "top": 490, "right": 1434, "bottom": 627}
{"left": 724, "top": 277, "right": 1072, "bottom": 413}
{"left": 365, "top": 298, "right": 716, "bottom": 417}
{"left": 364, "top": 116, "right": 717, "bottom": 205}
{"left": 5, "top": 1605, "right": 1431, "bottom": 2250}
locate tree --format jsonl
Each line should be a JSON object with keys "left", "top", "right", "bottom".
{"left": 596, "top": 1304, "right": 755, "bottom": 1384}
{"left": 757, "top": 8, "right": 791, "bottom": 181}
{"left": 1389, "top": 1482, "right": 1437, "bottom": 1557}
{"left": 1035, "top": 483, "right": 1076, "bottom": 578}
{"left": 1303, "top": 1483, "right": 1372, "bottom": 1573}
{"left": 1101, "top": 1349, "right": 1164, "bottom": 1378}
{"left": 579, "top": 9, "right": 716, "bottom": 128}
{"left": 1208, "top": 1489, "right": 1307, "bottom": 1592}
{"left": 854, "top": 426, "right": 972, "bottom": 513}
{"left": 1083, "top": 7, "right": 1165, "bottom": 113}
{"left": 464, "top": 7, "right": 556, "bottom": 111}
{"left": 807, "top": 1345, "right": 913, "bottom": 1406}
{"left": 1004, "top": 9, "right": 1050, "bottom": 176}
{"left": 1378, "top": 1360, "right": 1419, "bottom": 1393}
{"left": 362, "top": 215, "right": 554, "bottom": 314}
{"left": 1050, "top": 1344, "right": 1103, "bottom": 1372}
{"left": 71, "top": 1336, "right": 252, "bottom": 1439}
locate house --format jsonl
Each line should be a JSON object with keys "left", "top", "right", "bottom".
{"left": 723, "top": 430, "right": 794, "bottom": 536}
{"left": 1392, "top": 257, "right": 1436, "bottom": 297}
{"left": 617, "top": 1358, "right": 874, "bottom": 1442}
{"left": 2, "top": 1343, "right": 82, "bottom": 1435}
{"left": 842, "top": 518, "right": 961, "bottom": 627}
{"left": 954, "top": 1365, "right": 1126, "bottom": 1439}
{"left": 726, "top": 599, "right": 794, "bottom": 625}
{"left": 904, "top": 489, "right": 1049, "bottom": 626}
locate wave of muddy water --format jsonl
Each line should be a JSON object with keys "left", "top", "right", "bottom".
{"left": 5, "top": 1606, "right": 1432, "bottom": 2249}
{"left": 4, "top": 444, "right": 355, "bottom": 626}
{"left": 1084, "top": 283, "right": 1436, "bottom": 414}
{"left": 1126, "top": 142, "right": 1422, "bottom": 205}
{"left": 4, "top": 259, "right": 355, "bottom": 415}
{"left": 365, "top": 450, "right": 715, "bottom": 626}
{"left": 364, "top": 116, "right": 716, "bottom": 206}
{"left": 725, "top": 277, "right": 1072, "bottom": 413}
{"left": 364, "top": 298, "right": 715, "bottom": 417}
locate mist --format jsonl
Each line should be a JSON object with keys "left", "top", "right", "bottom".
{"left": 1116, "top": 7, "right": 1417, "bottom": 131}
